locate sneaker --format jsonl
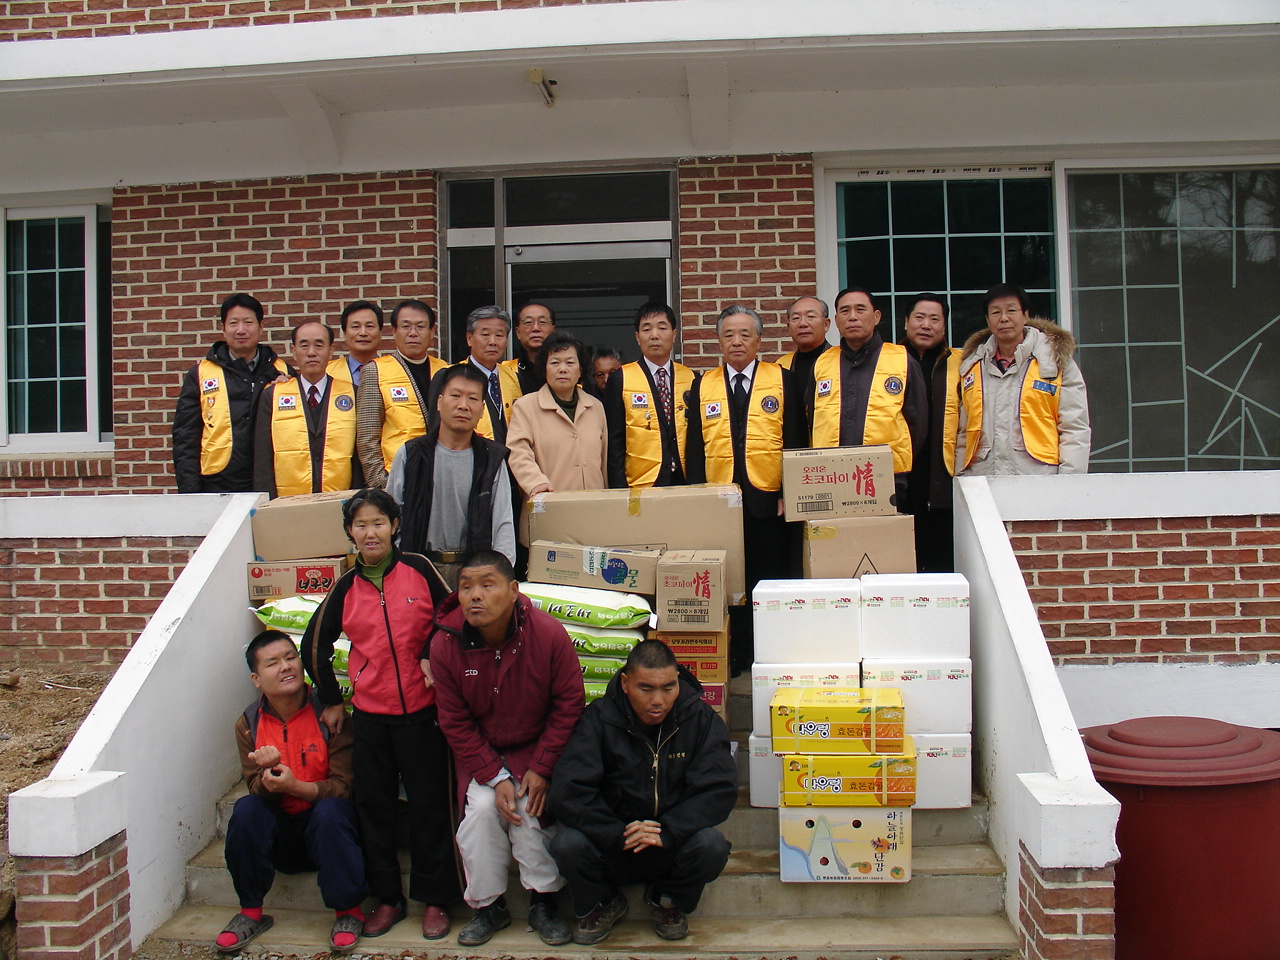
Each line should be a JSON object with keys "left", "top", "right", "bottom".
{"left": 214, "top": 912, "right": 273, "bottom": 953}
{"left": 457, "top": 901, "right": 512, "bottom": 947}
{"left": 527, "top": 900, "right": 572, "bottom": 946}
{"left": 572, "top": 892, "right": 628, "bottom": 946}
{"left": 651, "top": 898, "right": 688, "bottom": 940}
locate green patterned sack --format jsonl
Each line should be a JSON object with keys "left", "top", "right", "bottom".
{"left": 522, "top": 582, "right": 652, "bottom": 629}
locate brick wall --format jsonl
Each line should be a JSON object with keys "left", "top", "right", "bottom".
{"left": 1018, "top": 841, "right": 1114, "bottom": 960}
{"left": 1010, "top": 515, "right": 1280, "bottom": 666}
{"left": 109, "top": 171, "right": 438, "bottom": 493}
{"left": 677, "top": 154, "right": 819, "bottom": 371}
{"left": 14, "top": 832, "right": 130, "bottom": 960}
{"left": 0, "top": 536, "right": 202, "bottom": 669}
{"left": 1, "top": 0, "right": 669, "bottom": 41}
{"left": 0, "top": 458, "right": 117, "bottom": 497}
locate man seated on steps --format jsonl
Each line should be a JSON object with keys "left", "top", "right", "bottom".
{"left": 429, "top": 550, "right": 586, "bottom": 947}
{"left": 216, "top": 630, "right": 367, "bottom": 955}
{"left": 547, "top": 639, "right": 738, "bottom": 945}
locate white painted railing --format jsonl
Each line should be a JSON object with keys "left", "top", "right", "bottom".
{"left": 8, "top": 493, "right": 262, "bottom": 947}
{"left": 954, "top": 476, "right": 1120, "bottom": 926}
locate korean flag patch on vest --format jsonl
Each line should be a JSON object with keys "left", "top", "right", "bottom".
{"left": 201, "top": 378, "right": 219, "bottom": 394}
{"left": 631, "top": 393, "right": 649, "bottom": 408}
{"left": 817, "top": 378, "right": 833, "bottom": 398}
{"left": 389, "top": 386, "right": 409, "bottom": 402}
{"left": 705, "top": 401, "right": 722, "bottom": 419}
{"left": 277, "top": 395, "right": 298, "bottom": 410}
{"left": 963, "top": 371, "right": 976, "bottom": 391}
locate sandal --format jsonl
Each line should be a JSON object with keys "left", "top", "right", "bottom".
{"left": 329, "top": 913, "right": 364, "bottom": 954}
{"left": 214, "top": 912, "right": 274, "bottom": 953}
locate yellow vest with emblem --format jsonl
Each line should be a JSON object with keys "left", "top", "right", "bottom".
{"left": 620, "top": 361, "right": 694, "bottom": 487}
{"left": 698, "top": 363, "right": 785, "bottom": 492}
{"left": 960, "top": 356, "right": 1061, "bottom": 469}
{"left": 269, "top": 376, "right": 357, "bottom": 496}
{"left": 475, "top": 362, "right": 523, "bottom": 442}
{"left": 371, "top": 354, "right": 447, "bottom": 471}
{"left": 197, "top": 357, "right": 288, "bottom": 477}
{"left": 942, "top": 347, "right": 962, "bottom": 476}
{"left": 810, "top": 343, "right": 913, "bottom": 473}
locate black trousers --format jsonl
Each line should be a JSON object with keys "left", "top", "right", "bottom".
{"left": 351, "top": 706, "right": 461, "bottom": 906}
{"left": 551, "top": 825, "right": 730, "bottom": 916}
{"left": 914, "top": 507, "right": 955, "bottom": 573}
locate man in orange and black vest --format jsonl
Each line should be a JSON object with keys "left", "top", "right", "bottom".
{"left": 686, "top": 305, "right": 806, "bottom": 671}
{"left": 605, "top": 302, "right": 699, "bottom": 488}
{"left": 254, "top": 321, "right": 359, "bottom": 498}
{"left": 217, "top": 630, "right": 366, "bottom": 955}
{"left": 900, "top": 294, "right": 961, "bottom": 572}
{"left": 806, "top": 287, "right": 927, "bottom": 511}
{"left": 173, "top": 293, "right": 290, "bottom": 493}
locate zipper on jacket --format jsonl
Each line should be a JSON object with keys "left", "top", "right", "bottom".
{"left": 630, "top": 723, "right": 680, "bottom": 818}
{"left": 380, "top": 590, "right": 409, "bottom": 714}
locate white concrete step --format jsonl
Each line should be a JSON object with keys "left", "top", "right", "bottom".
{"left": 152, "top": 904, "right": 1018, "bottom": 960}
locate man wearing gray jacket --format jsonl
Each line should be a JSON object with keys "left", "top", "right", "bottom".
{"left": 955, "top": 283, "right": 1091, "bottom": 476}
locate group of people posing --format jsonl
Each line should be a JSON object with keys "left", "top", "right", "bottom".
{"left": 224, "top": 494, "right": 737, "bottom": 953}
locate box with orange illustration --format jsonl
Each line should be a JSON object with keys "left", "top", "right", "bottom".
{"left": 770, "top": 687, "right": 905, "bottom": 754}
{"left": 778, "top": 742, "right": 917, "bottom": 806}
{"left": 678, "top": 657, "right": 729, "bottom": 684}
{"left": 778, "top": 806, "right": 911, "bottom": 883}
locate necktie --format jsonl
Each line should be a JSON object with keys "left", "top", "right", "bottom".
{"left": 489, "top": 372, "right": 503, "bottom": 421}
{"left": 733, "top": 372, "right": 748, "bottom": 411}
{"left": 307, "top": 385, "right": 320, "bottom": 410}
{"left": 655, "top": 366, "right": 673, "bottom": 428}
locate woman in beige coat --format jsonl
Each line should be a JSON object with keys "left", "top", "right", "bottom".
{"left": 506, "top": 331, "right": 609, "bottom": 499}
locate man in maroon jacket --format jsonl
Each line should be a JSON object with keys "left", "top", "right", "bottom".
{"left": 430, "top": 550, "right": 586, "bottom": 948}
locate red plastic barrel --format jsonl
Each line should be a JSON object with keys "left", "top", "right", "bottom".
{"left": 1081, "top": 716, "right": 1280, "bottom": 960}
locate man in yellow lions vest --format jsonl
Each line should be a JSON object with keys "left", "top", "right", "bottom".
{"left": 327, "top": 299, "right": 385, "bottom": 388}
{"left": 255, "top": 321, "right": 358, "bottom": 498}
{"left": 777, "top": 296, "right": 831, "bottom": 403}
{"left": 956, "top": 283, "right": 1091, "bottom": 477}
{"left": 605, "top": 302, "right": 699, "bottom": 488}
{"left": 355, "top": 299, "right": 449, "bottom": 489}
{"left": 429, "top": 305, "right": 523, "bottom": 447}
{"left": 686, "top": 305, "right": 806, "bottom": 672}
{"left": 807, "top": 286, "right": 927, "bottom": 510}
{"left": 173, "top": 293, "right": 290, "bottom": 493}
{"left": 900, "top": 294, "right": 962, "bottom": 573}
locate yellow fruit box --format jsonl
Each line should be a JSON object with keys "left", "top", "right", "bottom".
{"left": 779, "top": 741, "right": 917, "bottom": 806}
{"left": 770, "top": 687, "right": 905, "bottom": 754}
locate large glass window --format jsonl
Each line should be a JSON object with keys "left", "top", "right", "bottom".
{"left": 1068, "top": 168, "right": 1280, "bottom": 471}
{"left": 1, "top": 206, "right": 111, "bottom": 450}
{"left": 835, "top": 170, "right": 1056, "bottom": 345}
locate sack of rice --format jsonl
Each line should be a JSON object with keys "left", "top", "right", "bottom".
{"left": 521, "top": 582, "right": 652, "bottom": 629}
{"left": 583, "top": 681, "right": 609, "bottom": 704}
{"left": 252, "top": 595, "right": 321, "bottom": 634}
{"left": 563, "top": 623, "right": 645, "bottom": 657}
{"left": 578, "top": 655, "right": 627, "bottom": 682}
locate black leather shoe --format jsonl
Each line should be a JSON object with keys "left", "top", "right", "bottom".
{"left": 457, "top": 901, "right": 512, "bottom": 946}
{"left": 528, "top": 900, "right": 571, "bottom": 946}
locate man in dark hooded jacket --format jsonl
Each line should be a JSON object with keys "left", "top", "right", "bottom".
{"left": 548, "top": 639, "right": 737, "bottom": 945}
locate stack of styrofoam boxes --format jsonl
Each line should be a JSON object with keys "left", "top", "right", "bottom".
{"left": 859, "top": 573, "right": 972, "bottom": 809}
{"left": 748, "top": 579, "right": 862, "bottom": 808}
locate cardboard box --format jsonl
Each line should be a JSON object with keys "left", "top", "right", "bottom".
{"left": 771, "top": 687, "right": 904, "bottom": 754}
{"left": 679, "top": 657, "right": 729, "bottom": 684}
{"left": 779, "top": 806, "right": 911, "bottom": 883}
{"left": 700, "top": 683, "right": 726, "bottom": 713}
{"left": 528, "top": 541, "right": 661, "bottom": 594}
{"left": 753, "top": 579, "right": 860, "bottom": 664}
{"left": 860, "top": 658, "right": 972, "bottom": 734}
{"left": 247, "top": 557, "right": 350, "bottom": 602}
{"left": 913, "top": 733, "right": 972, "bottom": 809}
{"left": 803, "top": 515, "right": 916, "bottom": 579}
{"left": 749, "top": 734, "right": 781, "bottom": 808}
{"left": 251, "top": 490, "right": 359, "bottom": 562}
{"left": 860, "top": 573, "right": 971, "bottom": 658}
{"left": 656, "top": 550, "right": 727, "bottom": 631}
{"left": 526, "top": 486, "right": 746, "bottom": 603}
{"left": 779, "top": 742, "right": 917, "bottom": 806}
{"left": 653, "top": 616, "right": 730, "bottom": 657}
{"left": 750, "top": 662, "right": 861, "bottom": 737}
{"left": 782, "top": 445, "right": 896, "bottom": 521}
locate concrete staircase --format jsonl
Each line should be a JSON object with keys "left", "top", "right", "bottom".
{"left": 151, "top": 677, "right": 1017, "bottom": 958}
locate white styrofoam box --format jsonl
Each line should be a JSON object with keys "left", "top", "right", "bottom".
{"left": 749, "top": 734, "right": 781, "bottom": 808}
{"left": 752, "top": 579, "right": 860, "bottom": 664}
{"left": 860, "top": 658, "right": 972, "bottom": 734}
{"left": 913, "top": 733, "right": 972, "bottom": 809}
{"left": 750, "top": 662, "right": 862, "bottom": 737}
{"left": 859, "top": 573, "right": 970, "bottom": 658}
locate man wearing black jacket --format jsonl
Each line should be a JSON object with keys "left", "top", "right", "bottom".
{"left": 172, "top": 293, "right": 290, "bottom": 493}
{"left": 386, "top": 364, "right": 515, "bottom": 590}
{"left": 548, "top": 640, "right": 737, "bottom": 945}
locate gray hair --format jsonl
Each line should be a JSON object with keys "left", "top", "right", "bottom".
{"left": 466, "top": 305, "right": 512, "bottom": 334}
{"left": 787, "top": 295, "right": 830, "bottom": 318}
{"left": 715, "top": 304, "right": 764, "bottom": 337}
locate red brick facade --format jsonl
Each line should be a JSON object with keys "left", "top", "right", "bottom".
{"left": 1010, "top": 515, "right": 1280, "bottom": 665}
{"left": 0, "top": 536, "right": 202, "bottom": 669}
{"left": 1018, "top": 841, "right": 1115, "bottom": 960}
{"left": 1, "top": 0, "right": 666, "bottom": 42}
{"left": 14, "top": 832, "right": 131, "bottom": 960}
